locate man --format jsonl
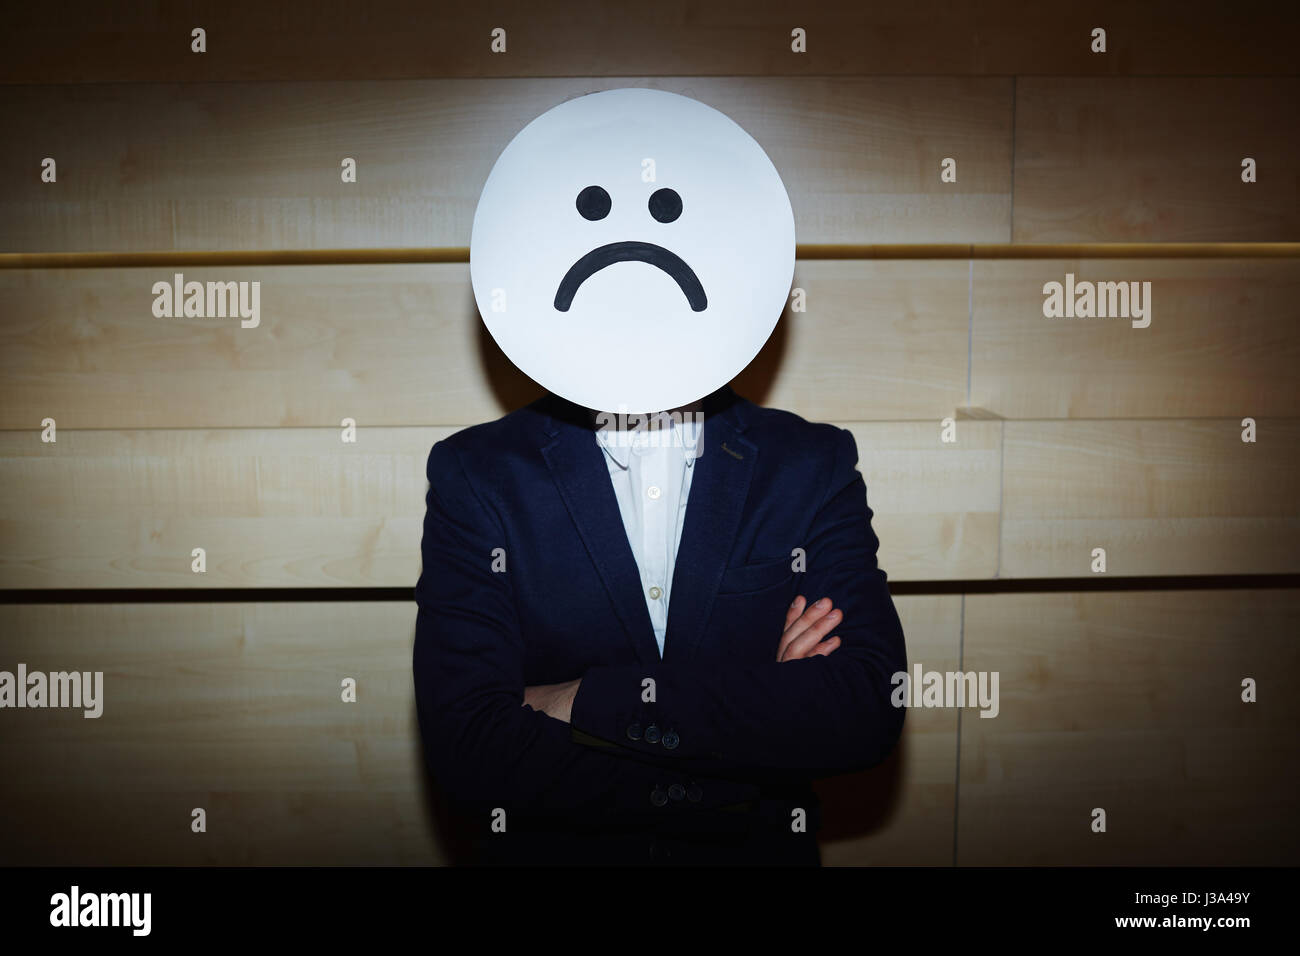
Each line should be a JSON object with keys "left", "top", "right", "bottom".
{"left": 412, "top": 89, "right": 906, "bottom": 865}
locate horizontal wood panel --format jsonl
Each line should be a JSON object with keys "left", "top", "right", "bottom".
{"left": 6, "top": 258, "right": 1296, "bottom": 428}
{"left": 0, "top": 77, "right": 1014, "bottom": 252}
{"left": 5, "top": 77, "right": 1295, "bottom": 251}
{"left": 0, "top": 595, "right": 949, "bottom": 864}
{"left": 5, "top": 420, "right": 1294, "bottom": 589}
{"left": 0, "top": 420, "right": 1001, "bottom": 588}
{"left": 1000, "top": 419, "right": 1300, "bottom": 578}
{"left": 0, "top": 602, "right": 439, "bottom": 864}
{"left": 0, "top": 790, "right": 438, "bottom": 866}
{"left": 0, "top": 260, "right": 970, "bottom": 428}
{"left": 971, "top": 258, "right": 1300, "bottom": 419}
{"left": 6, "top": 591, "right": 1290, "bottom": 864}
{"left": 958, "top": 590, "right": 1300, "bottom": 864}
{"left": 2, "top": 1, "right": 1294, "bottom": 82}
{"left": 1014, "top": 78, "right": 1300, "bottom": 242}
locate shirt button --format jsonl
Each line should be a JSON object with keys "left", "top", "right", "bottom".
{"left": 662, "top": 730, "right": 679, "bottom": 750}
{"left": 650, "top": 787, "right": 668, "bottom": 807}
{"left": 646, "top": 485, "right": 661, "bottom": 500}
{"left": 648, "top": 586, "right": 662, "bottom": 600}
{"left": 644, "top": 724, "right": 661, "bottom": 745}
{"left": 668, "top": 783, "right": 685, "bottom": 801}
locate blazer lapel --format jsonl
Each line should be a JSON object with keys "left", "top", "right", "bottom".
{"left": 662, "top": 387, "right": 756, "bottom": 664}
{"left": 538, "top": 400, "right": 662, "bottom": 666}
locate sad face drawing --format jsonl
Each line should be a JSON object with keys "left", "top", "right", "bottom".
{"left": 470, "top": 88, "right": 796, "bottom": 413}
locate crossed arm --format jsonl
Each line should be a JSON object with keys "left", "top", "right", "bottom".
{"left": 414, "top": 426, "right": 906, "bottom": 816}
{"left": 522, "top": 593, "right": 846, "bottom": 720}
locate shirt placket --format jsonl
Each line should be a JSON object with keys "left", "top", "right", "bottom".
{"left": 638, "top": 437, "right": 670, "bottom": 656}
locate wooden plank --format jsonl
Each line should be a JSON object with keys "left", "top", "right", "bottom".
{"left": 1, "top": 1, "right": 1294, "bottom": 82}
{"left": 0, "top": 264, "right": 538, "bottom": 429}
{"left": 732, "top": 259, "right": 970, "bottom": 421}
{"left": 0, "top": 427, "right": 448, "bottom": 590}
{"left": 818, "top": 595, "right": 960, "bottom": 866}
{"left": 0, "top": 602, "right": 440, "bottom": 864}
{"left": 844, "top": 422, "right": 1001, "bottom": 583}
{"left": 0, "top": 420, "right": 1000, "bottom": 588}
{"left": 1000, "top": 419, "right": 1300, "bottom": 578}
{"left": 971, "top": 258, "right": 1300, "bottom": 419}
{"left": 1014, "top": 78, "right": 1300, "bottom": 242}
{"left": 0, "top": 790, "right": 441, "bottom": 866}
{"left": 961, "top": 1, "right": 1299, "bottom": 77}
{"left": 0, "top": 77, "right": 1014, "bottom": 252}
{"left": 958, "top": 590, "right": 1300, "bottom": 865}
{"left": 0, "top": 260, "right": 970, "bottom": 429}
{"left": 0, "top": 595, "right": 943, "bottom": 864}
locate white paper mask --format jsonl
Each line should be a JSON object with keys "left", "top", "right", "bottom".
{"left": 469, "top": 87, "right": 796, "bottom": 413}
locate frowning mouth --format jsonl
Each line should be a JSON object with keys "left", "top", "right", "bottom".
{"left": 553, "top": 240, "right": 707, "bottom": 312}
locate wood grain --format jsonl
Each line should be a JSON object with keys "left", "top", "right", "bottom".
{"left": 958, "top": 590, "right": 1300, "bottom": 864}
{"left": 0, "top": 77, "right": 1014, "bottom": 252}
{"left": 999, "top": 419, "right": 1300, "bottom": 578}
{"left": 1014, "top": 78, "right": 1300, "bottom": 242}
{"left": 0, "top": 601, "right": 442, "bottom": 864}
{"left": 971, "top": 258, "right": 1300, "bottom": 419}
{"left": 1, "top": 1, "right": 1293, "bottom": 82}
{"left": 0, "top": 260, "right": 971, "bottom": 429}
{"left": 0, "top": 594, "right": 946, "bottom": 865}
{"left": 0, "top": 420, "right": 1000, "bottom": 588}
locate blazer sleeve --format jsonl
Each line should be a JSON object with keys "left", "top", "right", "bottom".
{"left": 569, "top": 426, "right": 908, "bottom": 782}
{"left": 413, "top": 438, "right": 755, "bottom": 822}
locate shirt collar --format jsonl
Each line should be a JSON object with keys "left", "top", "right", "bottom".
{"left": 592, "top": 400, "right": 705, "bottom": 470}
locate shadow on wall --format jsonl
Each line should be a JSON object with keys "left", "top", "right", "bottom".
{"left": 813, "top": 741, "right": 908, "bottom": 850}
{"left": 413, "top": 719, "right": 478, "bottom": 866}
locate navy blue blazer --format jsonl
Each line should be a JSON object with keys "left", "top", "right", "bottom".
{"left": 413, "top": 385, "right": 906, "bottom": 864}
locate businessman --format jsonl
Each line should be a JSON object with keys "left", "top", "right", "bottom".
{"left": 413, "top": 88, "right": 907, "bottom": 865}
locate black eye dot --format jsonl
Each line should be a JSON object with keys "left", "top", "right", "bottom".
{"left": 576, "top": 185, "right": 611, "bottom": 221}
{"left": 648, "top": 187, "right": 682, "bottom": 223}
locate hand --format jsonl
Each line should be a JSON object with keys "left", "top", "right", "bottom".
{"left": 777, "top": 596, "right": 842, "bottom": 662}
{"left": 522, "top": 678, "right": 581, "bottom": 723}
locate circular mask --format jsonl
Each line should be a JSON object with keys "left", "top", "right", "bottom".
{"left": 469, "top": 87, "right": 796, "bottom": 413}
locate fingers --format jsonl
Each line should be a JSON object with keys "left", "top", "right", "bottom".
{"left": 778, "top": 595, "right": 833, "bottom": 660}
{"left": 809, "top": 636, "right": 841, "bottom": 658}
{"left": 780, "top": 604, "right": 843, "bottom": 662}
{"left": 786, "top": 630, "right": 841, "bottom": 662}
{"left": 781, "top": 595, "right": 831, "bottom": 643}
{"left": 783, "top": 594, "right": 807, "bottom": 631}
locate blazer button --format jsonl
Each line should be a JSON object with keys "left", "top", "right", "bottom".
{"left": 662, "top": 730, "right": 680, "bottom": 750}
{"left": 686, "top": 783, "right": 703, "bottom": 802}
{"left": 668, "top": 783, "right": 685, "bottom": 801}
{"left": 626, "top": 722, "right": 642, "bottom": 741}
{"left": 650, "top": 787, "right": 668, "bottom": 807}
{"left": 644, "top": 724, "right": 661, "bottom": 745}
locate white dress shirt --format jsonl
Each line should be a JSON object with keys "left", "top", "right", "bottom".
{"left": 593, "top": 402, "right": 704, "bottom": 657}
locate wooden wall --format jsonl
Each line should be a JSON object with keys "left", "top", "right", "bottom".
{"left": 1, "top": 0, "right": 1297, "bottom": 866}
